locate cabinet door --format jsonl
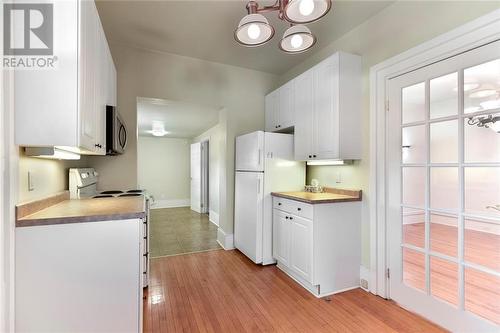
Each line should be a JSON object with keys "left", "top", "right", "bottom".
{"left": 289, "top": 215, "right": 313, "bottom": 283}
{"left": 279, "top": 81, "right": 295, "bottom": 129}
{"left": 273, "top": 209, "right": 290, "bottom": 266}
{"left": 94, "top": 23, "right": 107, "bottom": 155}
{"left": 294, "top": 70, "right": 314, "bottom": 160}
{"left": 265, "top": 90, "right": 279, "bottom": 132}
{"left": 78, "top": 0, "right": 98, "bottom": 153}
{"left": 313, "top": 57, "right": 339, "bottom": 159}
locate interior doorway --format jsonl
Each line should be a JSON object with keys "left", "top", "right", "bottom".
{"left": 386, "top": 40, "right": 500, "bottom": 331}
{"left": 190, "top": 140, "right": 209, "bottom": 214}
{"left": 136, "top": 97, "right": 223, "bottom": 257}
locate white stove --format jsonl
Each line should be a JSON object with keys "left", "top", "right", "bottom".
{"left": 69, "top": 168, "right": 147, "bottom": 199}
{"left": 69, "top": 168, "right": 151, "bottom": 288}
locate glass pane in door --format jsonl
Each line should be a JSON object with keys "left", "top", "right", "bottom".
{"left": 464, "top": 167, "right": 500, "bottom": 218}
{"left": 402, "top": 167, "right": 426, "bottom": 207}
{"left": 430, "top": 72, "right": 458, "bottom": 119}
{"left": 430, "top": 256, "right": 458, "bottom": 306}
{"left": 430, "top": 120, "right": 458, "bottom": 163}
{"left": 403, "top": 247, "right": 426, "bottom": 292}
{"left": 464, "top": 59, "right": 500, "bottom": 113}
{"left": 402, "top": 82, "right": 426, "bottom": 124}
{"left": 464, "top": 216, "right": 500, "bottom": 271}
{"left": 464, "top": 267, "right": 500, "bottom": 325}
{"left": 402, "top": 125, "right": 426, "bottom": 164}
{"left": 403, "top": 207, "right": 425, "bottom": 248}
{"left": 464, "top": 112, "right": 500, "bottom": 163}
{"left": 430, "top": 214, "right": 457, "bottom": 257}
{"left": 430, "top": 167, "right": 459, "bottom": 212}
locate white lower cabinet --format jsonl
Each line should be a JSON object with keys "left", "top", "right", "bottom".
{"left": 272, "top": 197, "right": 361, "bottom": 297}
{"left": 16, "top": 219, "right": 143, "bottom": 332}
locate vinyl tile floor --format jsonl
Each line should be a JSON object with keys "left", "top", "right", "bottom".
{"left": 149, "top": 207, "right": 221, "bottom": 258}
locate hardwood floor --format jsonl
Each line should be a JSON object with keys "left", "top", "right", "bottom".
{"left": 150, "top": 207, "right": 220, "bottom": 257}
{"left": 144, "top": 250, "right": 445, "bottom": 332}
{"left": 403, "top": 222, "right": 500, "bottom": 325}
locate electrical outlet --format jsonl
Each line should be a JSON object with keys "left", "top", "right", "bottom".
{"left": 28, "top": 171, "right": 35, "bottom": 191}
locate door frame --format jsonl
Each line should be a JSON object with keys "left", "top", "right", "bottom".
{"left": 200, "top": 140, "right": 209, "bottom": 214}
{"left": 369, "top": 9, "right": 500, "bottom": 298}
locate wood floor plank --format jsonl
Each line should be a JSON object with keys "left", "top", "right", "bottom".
{"left": 144, "top": 250, "right": 447, "bottom": 333}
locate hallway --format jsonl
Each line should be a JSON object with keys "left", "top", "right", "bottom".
{"left": 150, "top": 207, "right": 220, "bottom": 257}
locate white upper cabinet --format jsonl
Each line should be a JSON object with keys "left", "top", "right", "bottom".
{"left": 279, "top": 81, "right": 295, "bottom": 129}
{"left": 265, "top": 81, "right": 295, "bottom": 132}
{"left": 294, "top": 70, "right": 314, "bottom": 161}
{"left": 265, "top": 90, "right": 279, "bottom": 132}
{"left": 14, "top": 0, "right": 117, "bottom": 155}
{"left": 265, "top": 52, "right": 361, "bottom": 161}
{"left": 297, "top": 52, "right": 361, "bottom": 161}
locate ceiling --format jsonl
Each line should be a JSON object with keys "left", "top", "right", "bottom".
{"left": 137, "top": 97, "right": 220, "bottom": 138}
{"left": 95, "top": 0, "right": 394, "bottom": 75}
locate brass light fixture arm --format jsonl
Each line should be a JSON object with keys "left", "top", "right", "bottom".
{"left": 246, "top": 0, "right": 290, "bottom": 20}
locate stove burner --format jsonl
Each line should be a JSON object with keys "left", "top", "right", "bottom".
{"left": 93, "top": 195, "right": 114, "bottom": 198}
{"left": 100, "top": 190, "right": 124, "bottom": 194}
{"left": 119, "top": 193, "right": 142, "bottom": 197}
{"left": 127, "top": 190, "right": 143, "bottom": 193}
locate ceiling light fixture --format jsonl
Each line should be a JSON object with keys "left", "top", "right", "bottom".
{"left": 149, "top": 121, "right": 169, "bottom": 137}
{"left": 467, "top": 114, "right": 500, "bottom": 133}
{"left": 234, "top": 0, "right": 331, "bottom": 53}
{"left": 469, "top": 89, "right": 497, "bottom": 99}
{"left": 280, "top": 25, "right": 316, "bottom": 53}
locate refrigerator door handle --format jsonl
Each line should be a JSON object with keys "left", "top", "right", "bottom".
{"left": 258, "top": 149, "right": 262, "bottom": 167}
{"left": 257, "top": 178, "right": 261, "bottom": 194}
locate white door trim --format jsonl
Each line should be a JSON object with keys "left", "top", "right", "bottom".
{"left": 369, "top": 8, "right": 500, "bottom": 297}
{"left": 2, "top": 62, "right": 18, "bottom": 332}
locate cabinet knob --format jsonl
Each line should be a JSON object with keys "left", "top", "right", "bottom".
{"left": 313, "top": 154, "right": 317, "bottom": 158}
{"left": 290, "top": 217, "right": 293, "bottom": 220}
{"left": 308, "top": 155, "right": 312, "bottom": 158}
{"left": 278, "top": 203, "right": 282, "bottom": 206}
{"left": 297, "top": 208, "right": 301, "bottom": 211}
{"left": 285, "top": 216, "right": 289, "bottom": 219}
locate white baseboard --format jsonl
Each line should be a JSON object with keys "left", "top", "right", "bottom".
{"left": 217, "top": 228, "right": 234, "bottom": 250}
{"left": 360, "top": 265, "right": 371, "bottom": 292}
{"left": 151, "top": 199, "right": 190, "bottom": 209}
{"left": 209, "top": 210, "right": 219, "bottom": 226}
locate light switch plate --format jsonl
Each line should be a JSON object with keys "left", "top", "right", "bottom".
{"left": 28, "top": 171, "right": 35, "bottom": 191}
{"left": 335, "top": 171, "right": 342, "bottom": 183}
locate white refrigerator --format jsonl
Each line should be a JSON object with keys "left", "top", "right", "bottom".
{"left": 234, "top": 131, "right": 305, "bottom": 265}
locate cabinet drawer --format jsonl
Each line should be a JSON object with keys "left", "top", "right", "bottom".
{"left": 273, "top": 197, "right": 313, "bottom": 220}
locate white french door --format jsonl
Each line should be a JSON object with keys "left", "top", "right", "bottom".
{"left": 387, "top": 40, "right": 500, "bottom": 332}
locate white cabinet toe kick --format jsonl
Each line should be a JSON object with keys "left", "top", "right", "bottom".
{"left": 272, "top": 196, "right": 362, "bottom": 298}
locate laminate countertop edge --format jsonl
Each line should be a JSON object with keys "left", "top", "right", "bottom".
{"left": 271, "top": 191, "right": 362, "bottom": 204}
{"left": 16, "top": 211, "right": 146, "bottom": 228}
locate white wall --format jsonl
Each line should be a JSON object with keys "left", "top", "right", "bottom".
{"left": 86, "top": 44, "right": 277, "bottom": 236}
{"left": 137, "top": 137, "right": 191, "bottom": 208}
{"left": 283, "top": 1, "right": 500, "bottom": 268}
{"left": 192, "top": 121, "right": 224, "bottom": 225}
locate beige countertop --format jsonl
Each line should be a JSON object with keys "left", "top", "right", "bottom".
{"left": 271, "top": 188, "right": 362, "bottom": 204}
{"left": 16, "top": 196, "right": 146, "bottom": 227}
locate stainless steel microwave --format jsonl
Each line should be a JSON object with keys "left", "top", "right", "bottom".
{"left": 106, "top": 105, "right": 127, "bottom": 155}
